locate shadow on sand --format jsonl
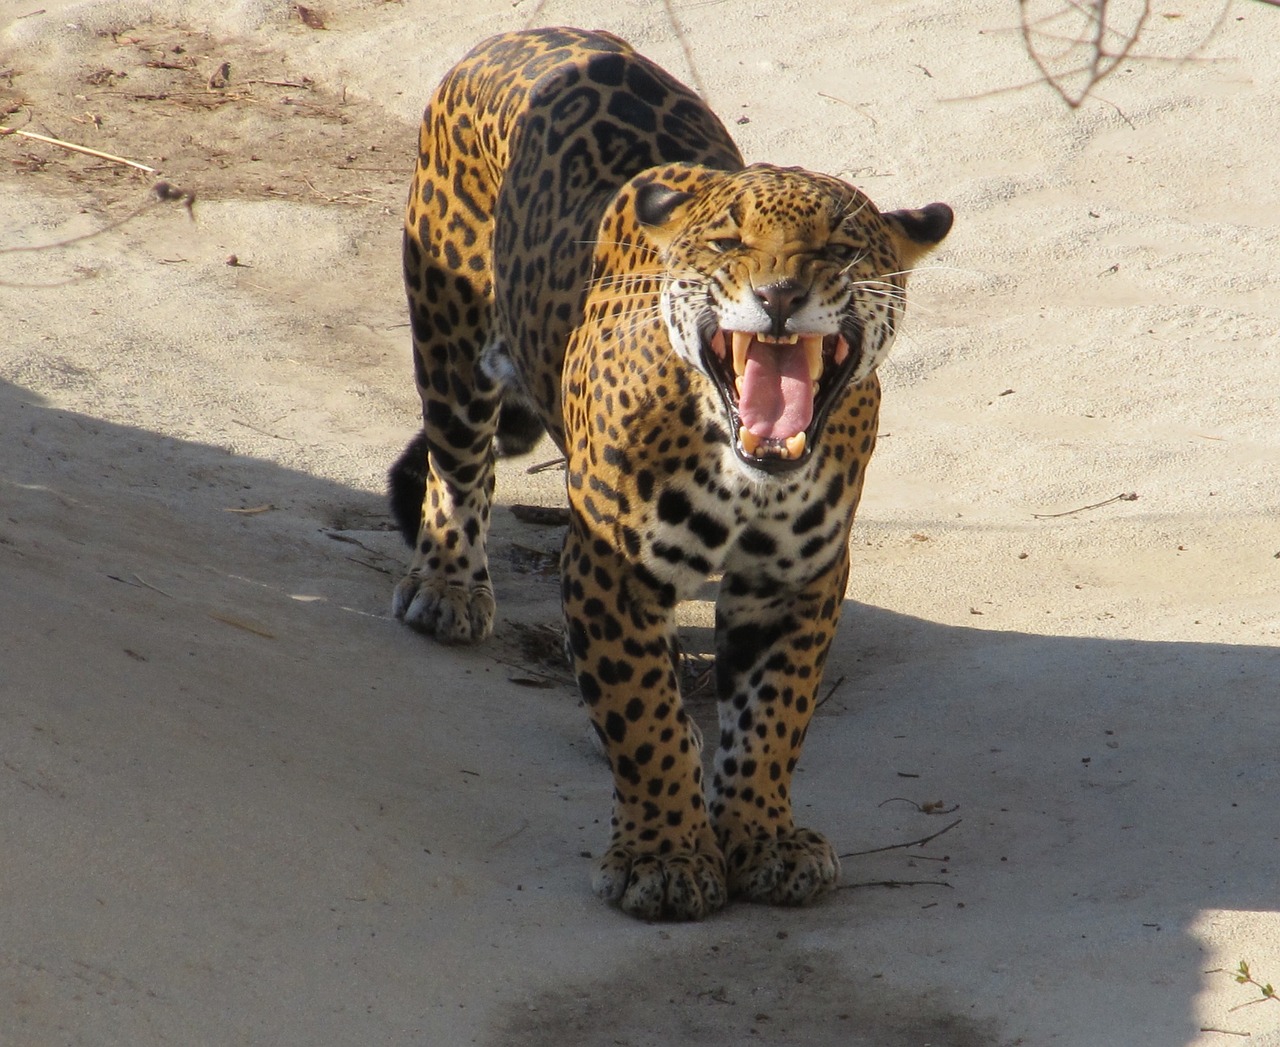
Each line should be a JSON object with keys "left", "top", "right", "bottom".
{"left": 3, "top": 376, "right": 1275, "bottom": 1047}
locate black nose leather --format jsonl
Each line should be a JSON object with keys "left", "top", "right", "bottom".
{"left": 755, "top": 280, "right": 808, "bottom": 336}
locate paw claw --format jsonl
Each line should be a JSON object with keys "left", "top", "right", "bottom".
{"left": 393, "top": 575, "right": 494, "bottom": 644}
{"left": 725, "top": 827, "right": 840, "bottom": 906}
{"left": 592, "top": 846, "right": 727, "bottom": 922}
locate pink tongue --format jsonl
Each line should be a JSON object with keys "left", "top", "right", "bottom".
{"left": 738, "top": 342, "right": 814, "bottom": 440}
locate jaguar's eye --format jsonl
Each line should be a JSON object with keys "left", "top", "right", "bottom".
{"left": 825, "top": 242, "right": 860, "bottom": 263}
{"left": 709, "top": 237, "right": 744, "bottom": 253}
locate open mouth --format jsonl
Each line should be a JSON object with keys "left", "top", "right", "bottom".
{"left": 702, "top": 328, "right": 860, "bottom": 472}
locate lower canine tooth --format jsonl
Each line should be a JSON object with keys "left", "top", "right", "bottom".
{"left": 784, "top": 433, "right": 807, "bottom": 459}
{"left": 739, "top": 426, "right": 761, "bottom": 457}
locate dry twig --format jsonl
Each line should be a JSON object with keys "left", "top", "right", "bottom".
{"left": 1018, "top": 0, "right": 1151, "bottom": 108}
{"left": 660, "top": 0, "right": 710, "bottom": 102}
{"left": 0, "top": 181, "right": 194, "bottom": 288}
{"left": 840, "top": 817, "right": 962, "bottom": 859}
{"left": 839, "top": 878, "right": 953, "bottom": 891}
{"left": 0, "top": 124, "right": 156, "bottom": 172}
{"left": 526, "top": 455, "right": 567, "bottom": 475}
{"left": 1032, "top": 491, "right": 1138, "bottom": 519}
{"left": 814, "top": 674, "right": 847, "bottom": 709}
{"left": 510, "top": 504, "right": 571, "bottom": 526}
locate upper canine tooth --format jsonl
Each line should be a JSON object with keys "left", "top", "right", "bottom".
{"left": 803, "top": 335, "right": 824, "bottom": 382}
{"left": 732, "top": 331, "right": 752, "bottom": 376}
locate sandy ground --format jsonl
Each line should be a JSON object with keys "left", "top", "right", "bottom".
{"left": 2, "top": 0, "right": 1278, "bottom": 1044}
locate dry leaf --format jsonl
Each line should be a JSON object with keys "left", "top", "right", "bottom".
{"left": 224, "top": 503, "right": 275, "bottom": 514}
{"left": 296, "top": 4, "right": 326, "bottom": 29}
{"left": 206, "top": 61, "right": 230, "bottom": 90}
{"left": 209, "top": 612, "right": 276, "bottom": 639}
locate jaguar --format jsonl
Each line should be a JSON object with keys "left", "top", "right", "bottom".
{"left": 388, "top": 26, "right": 952, "bottom": 920}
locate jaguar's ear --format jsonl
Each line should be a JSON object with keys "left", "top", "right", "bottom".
{"left": 882, "top": 202, "right": 954, "bottom": 271}
{"left": 625, "top": 165, "right": 722, "bottom": 250}
{"left": 635, "top": 182, "right": 696, "bottom": 229}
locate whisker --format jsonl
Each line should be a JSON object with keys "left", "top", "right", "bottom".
{"left": 837, "top": 251, "right": 872, "bottom": 277}
{"left": 583, "top": 283, "right": 662, "bottom": 302}
{"left": 872, "top": 263, "right": 974, "bottom": 281}
{"left": 856, "top": 288, "right": 910, "bottom": 305}
{"left": 585, "top": 290, "right": 666, "bottom": 331}
{"left": 838, "top": 194, "right": 874, "bottom": 225}
{"left": 587, "top": 266, "right": 664, "bottom": 282}
{"left": 868, "top": 292, "right": 940, "bottom": 319}
{"left": 859, "top": 286, "right": 931, "bottom": 313}
{"left": 583, "top": 270, "right": 665, "bottom": 294}
{"left": 582, "top": 258, "right": 665, "bottom": 287}
{"left": 586, "top": 293, "right": 668, "bottom": 314}
{"left": 851, "top": 280, "right": 910, "bottom": 296}
{"left": 577, "top": 237, "right": 662, "bottom": 259}
{"left": 615, "top": 321, "right": 690, "bottom": 389}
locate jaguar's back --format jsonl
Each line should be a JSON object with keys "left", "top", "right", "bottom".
{"left": 403, "top": 27, "right": 742, "bottom": 457}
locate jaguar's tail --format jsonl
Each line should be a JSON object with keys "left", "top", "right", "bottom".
{"left": 494, "top": 396, "right": 544, "bottom": 458}
{"left": 387, "top": 431, "right": 430, "bottom": 547}
{"left": 387, "top": 398, "right": 546, "bottom": 546}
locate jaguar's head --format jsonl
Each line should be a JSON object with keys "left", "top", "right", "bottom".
{"left": 633, "top": 163, "right": 952, "bottom": 473}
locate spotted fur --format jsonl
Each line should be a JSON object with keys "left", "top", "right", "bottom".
{"left": 389, "top": 27, "right": 952, "bottom": 920}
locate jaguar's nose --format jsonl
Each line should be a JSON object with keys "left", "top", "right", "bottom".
{"left": 754, "top": 279, "right": 809, "bottom": 337}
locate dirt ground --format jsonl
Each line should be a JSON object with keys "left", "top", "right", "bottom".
{"left": 2, "top": 1, "right": 1278, "bottom": 1045}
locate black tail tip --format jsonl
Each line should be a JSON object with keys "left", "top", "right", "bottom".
{"left": 388, "top": 431, "right": 430, "bottom": 547}
{"left": 495, "top": 398, "right": 545, "bottom": 458}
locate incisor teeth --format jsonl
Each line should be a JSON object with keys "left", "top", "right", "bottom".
{"left": 729, "top": 329, "right": 830, "bottom": 381}
{"left": 737, "top": 427, "right": 808, "bottom": 461}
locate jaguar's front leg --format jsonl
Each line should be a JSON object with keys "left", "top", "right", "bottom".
{"left": 561, "top": 515, "right": 726, "bottom": 921}
{"left": 710, "top": 546, "right": 852, "bottom": 905}
{"left": 390, "top": 432, "right": 498, "bottom": 645}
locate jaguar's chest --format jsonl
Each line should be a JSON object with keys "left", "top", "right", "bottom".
{"left": 604, "top": 436, "right": 860, "bottom": 599}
